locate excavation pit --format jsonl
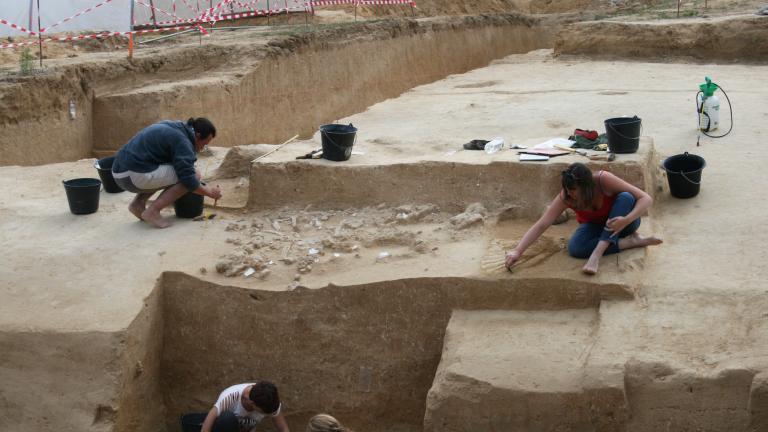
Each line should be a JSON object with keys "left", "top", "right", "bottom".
{"left": 3, "top": 8, "right": 768, "bottom": 432}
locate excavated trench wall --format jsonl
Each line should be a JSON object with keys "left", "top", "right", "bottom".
{"left": 156, "top": 272, "right": 619, "bottom": 432}
{"left": 0, "top": 15, "right": 552, "bottom": 167}
{"left": 93, "top": 16, "right": 549, "bottom": 154}
{"left": 249, "top": 144, "right": 658, "bottom": 216}
{"left": 0, "top": 330, "right": 123, "bottom": 432}
{"left": 0, "top": 282, "right": 165, "bottom": 432}
{"left": 555, "top": 15, "right": 768, "bottom": 62}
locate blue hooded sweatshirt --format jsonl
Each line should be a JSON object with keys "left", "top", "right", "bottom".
{"left": 112, "top": 120, "right": 200, "bottom": 191}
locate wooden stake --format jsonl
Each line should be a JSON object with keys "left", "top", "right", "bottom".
{"left": 128, "top": 33, "right": 134, "bottom": 58}
{"left": 285, "top": 0, "right": 290, "bottom": 24}
{"left": 36, "top": 0, "right": 43, "bottom": 68}
{"left": 149, "top": 0, "right": 158, "bottom": 27}
{"left": 252, "top": 134, "right": 300, "bottom": 162}
{"left": 677, "top": 0, "right": 681, "bottom": 18}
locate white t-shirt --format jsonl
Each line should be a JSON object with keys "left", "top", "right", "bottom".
{"left": 214, "top": 383, "right": 281, "bottom": 430}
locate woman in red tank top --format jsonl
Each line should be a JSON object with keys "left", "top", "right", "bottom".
{"left": 505, "top": 163, "right": 662, "bottom": 275}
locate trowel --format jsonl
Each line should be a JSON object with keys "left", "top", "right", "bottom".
{"left": 296, "top": 149, "right": 323, "bottom": 160}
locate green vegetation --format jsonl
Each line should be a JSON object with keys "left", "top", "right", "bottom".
{"left": 19, "top": 48, "right": 34, "bottom": 75}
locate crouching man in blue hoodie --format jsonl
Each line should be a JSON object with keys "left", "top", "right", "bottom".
{"left": 112, "top": 117, "right": 223, "bottom": 228}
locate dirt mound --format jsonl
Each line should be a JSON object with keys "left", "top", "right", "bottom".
{"left": 530, "top": 0, "right": 597, "bottom": 14}
{"left": 555, "top": 15, "right": 768, "bottom": 62}
{"left": 213, "top": 144, "right": 278, "bottom": 179}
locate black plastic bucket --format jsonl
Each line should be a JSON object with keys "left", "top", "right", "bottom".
{"left": 180, "top": 413, "right": 207, "bottom": 432}
{"left": 63, "top": 178, "right": 101, "bottom": 215}
{"left": 662, "top": 152, "right": 706, "bottom": 199}
{"left": 94, "top": 156, "right": 124, "bottom": 193}
{"left": 604, "top": 116, "right": 641, "bottom": 154}
{"left": 320, "top": 123, "right": 357, "bottom": 161}
{"left": 174, "top": 191, "right": 204, "bottom": 218}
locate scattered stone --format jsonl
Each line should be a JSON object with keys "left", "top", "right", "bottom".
{"left": 342, "top": 218, "right": 364, "bottom": 230}
{"left": 225, "top": 264, "right": 248, "bottom": 278}
{"left": 298, "top": 265, "right": 313, "bottom": 274}
{"left": 225, "top": 223, "right": 244, "bottom": 232}
{"left": 215, "top": 261, "right": 231, "bottom": 274}
{"left": 258, "top": 269, "right": 271, "bottom": 280}
{"left": 322, "top": 238, "right": 359, "bottom": 253}
{"left": 200, "top": 267, "right": 207, "bottom": 274}
{"left": 365, "top": 228, "right": 414, "bottom": 247}
{"left": 158, "top": 251, "right": 166, "bottom": 256}
{"left": 413, "top": 240, "right": 431, "bottom": 254}
{"left": 497, "top": 205, "right": 523, "bottom": 222}
{"left": 465, "top": 202, "right": 487, "bottom": 216}
{"left": 450, "top": 203, "right": 487, "bottom": 230}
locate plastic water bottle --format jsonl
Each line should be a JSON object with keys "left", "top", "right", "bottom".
{"left": 484, "top": 137, "right": 504, "bottom": 154}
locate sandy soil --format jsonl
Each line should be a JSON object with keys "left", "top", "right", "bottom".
{"left": 3, "top": 44, "right": 768, "bottom": 431}
{"left": 2, "top": 3, "right": 768, "bottom": 430}
{"left": 1, "top": 0, "right": 763, "bottom": 68}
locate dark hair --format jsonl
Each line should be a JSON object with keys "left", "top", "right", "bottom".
{"left": 187, "top": 117, "right": 216, "bottom": 139}
{"left": 249, "top": 381, "right": 280, "bottom": 415}
{"left": 561, "top": 162, "right": 594, "bottom": 210}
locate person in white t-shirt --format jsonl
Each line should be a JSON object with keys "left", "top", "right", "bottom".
{"left": 201, "top": 381, "right": 289, "bottom": 432}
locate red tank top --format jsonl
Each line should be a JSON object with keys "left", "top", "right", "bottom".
{"left": 566, "top": 171, "right": 616, "bottom": 224}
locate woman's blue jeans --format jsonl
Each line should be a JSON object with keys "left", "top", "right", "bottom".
{"left": 568, "top": 192, "right": 640, "bottom": 259}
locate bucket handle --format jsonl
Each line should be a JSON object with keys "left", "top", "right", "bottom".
{"left": 678, "top": 171, "right": 701, "bottom": 185}
{"left": 321, "top": 123, "right": 357, "bottom": 151}
{"left": 661, "top": 152, "right": 702, "bottom": 185}
{"left": 606, "top": 117, "right": 642, "bottom": 141}
{"left": 63, "top": 179, "right": 104, "bottom": 192}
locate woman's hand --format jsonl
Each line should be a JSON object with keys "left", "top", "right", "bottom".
{"left": 606, "top": 216, "right": 629, "bottom": 237}
{"left": 505, "top": 249, "right": 522, "bottom": 270}
{"left": 206, "top": 185, "right": 222, "bottom": 200}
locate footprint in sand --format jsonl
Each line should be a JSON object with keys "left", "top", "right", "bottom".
{"left": 481, "top": 236, "right": 565, "bottom": 274}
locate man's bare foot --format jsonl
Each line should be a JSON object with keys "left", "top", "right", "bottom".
{"left": 620, "top": 232, "right": 663, "bottom": 250}
{"left": 582, "top": 255, "right": 600, "bottom": 275}
{"left": 129, "top": 200, "right": 145, "bottom": 220}
{"left": 141, "top": 209, "right": 171, "bottom": 229}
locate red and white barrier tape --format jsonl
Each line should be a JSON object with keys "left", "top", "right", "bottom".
{"left": 148, "top": 5, "right": 302, "bottom": 27}
{"left": 0, "top": 18, "right": 37, "bottom": 36}
{"left": 360, "top": 0, "right": 415, "bottom": 4}
{"left": 308, "top": 0, "right": 355, "bottom": 5}
{"left": 0, "top": 24, "right": 206, "bottom": 49}
{"left": 309, "top": 0, "right": 414, "bottom": 4}
{"left": 177, "top": 0, "right": 201, "bottom": 13}
{"left": 41, "top": 0, "right": 114, "bottom": 33}
{"left": 200, "top": 0, "right": 235, "bottom": 19}
{"left": 135, "top": 0, "right": 183, "bottom": 21}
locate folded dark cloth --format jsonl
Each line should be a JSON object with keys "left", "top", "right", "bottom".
{"left": 569, "top": 133, "right": 608, "bottom": 150}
